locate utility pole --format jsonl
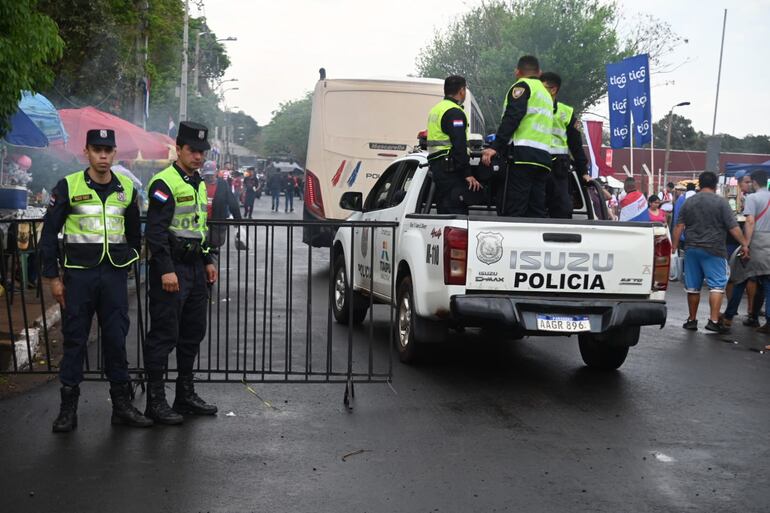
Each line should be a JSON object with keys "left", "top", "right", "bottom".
{"left": 178, "top": 0, "right": 189, "bottom": 123}
{"left": 132, "top": 0, "right": 149, "bottom": 127}
{"left": 193, "top": 30, "right": 209, "bottom": 96}
{"left": 712, "top": 9, "right": 727, "bottom": 136}
{"left": 663, "top": 101, "right": 691, "bottom": 187}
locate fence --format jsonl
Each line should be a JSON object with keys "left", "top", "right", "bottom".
{"left": 0, "top": 218, "right": 397, "bottom": 407}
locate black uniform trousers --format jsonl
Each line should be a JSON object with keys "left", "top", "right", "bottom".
{"left": 499, "top": 163, "right": 549, "bottom": 218}
{"left": 430, "top": 159, "right": 468, "bottom": 215}
{"left": 59, "top": 263, "right": 130, "bottom": 386}
{"left": 546, "top": 156, "right": 573, "bottom": 219}
{"left": 144, "top": 259, "right": 208, "bottom": 372}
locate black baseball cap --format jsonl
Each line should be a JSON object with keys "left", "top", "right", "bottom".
{"left": 86, "top": 129, "right": 116, "bottom": 147}
{"left": 176, "top": 121, "right": 210, "bottom": 151}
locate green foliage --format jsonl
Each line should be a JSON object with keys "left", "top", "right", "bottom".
{"left": 417, "top": 0, "right": 679, "bottom": 125}
{"left": 258, "top": 94, "right": 312, "bottom": 165}
{"left": 653, "top": 113, "right": 770, "bottom": 153}
{"left": 229, "top": 111, "right": 261, "bottom": 152}
{"left": 0, "top": 0, "right": 63, "bottom": 135}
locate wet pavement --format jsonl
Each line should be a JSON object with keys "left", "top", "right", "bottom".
{"left": 2, "top": 196, "right": 769, "bottom": 512}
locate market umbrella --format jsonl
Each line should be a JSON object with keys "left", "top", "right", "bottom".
{"left": 55, "top": 107, "right": 169, "bottom": 162}
{"left": 111, "top": 164, "right": 142, "bottom": 188}
{"left": 18, "top": 91, "right": 67, "bottom": 145}
{"left": 3, "top": 109, "right": 48, "bottom": 148}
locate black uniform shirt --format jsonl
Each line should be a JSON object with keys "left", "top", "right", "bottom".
{"left": 146, "top": 162, "right": 212, "bottom": 276}
{"left": 440, "top": 96, "right": 472, "bottom": 177}
{"left": 491, "top": 80, "right": 533, "bottom": 154}
{"left": 564, "top": 110, "right": 589, "bottom": 175}
{"left": 39, "top": 169, "right": 140, "bottom": 278}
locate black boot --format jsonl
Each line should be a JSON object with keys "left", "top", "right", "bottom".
{"left": 110, "top": 382, "right": 153, "bottom": 428}
{"left": 144, "top": 380, "right": 183, "bottom": 425}
{"left": 173, "top": 374, "right": 218, "bottom": 415}
{"left": 52, "top": 385, "right": 79, "bottom": 433}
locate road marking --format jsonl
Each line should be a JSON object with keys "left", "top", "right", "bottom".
{"left": 654, "top": 452, "right": 675, "bottom": 463}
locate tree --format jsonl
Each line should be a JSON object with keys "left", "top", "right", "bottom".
{"left": 416, "top": 0, "right": 680, "bottom": 125}
{"left": 229, "top": 111, "right": 261, "bottom": 152}
{"left": 0, "top": 0, "right": 63, "bottom": 135}
{"left": 258, "top": 94, "right": 312, "bottom": 165}
{"left": 652, "top": 113, "right": 705, "bottom": 151}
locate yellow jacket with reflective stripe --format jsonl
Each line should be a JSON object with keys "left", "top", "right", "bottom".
{"left": 148, "top": 165, "right": 208, "bottom": 243}
{"left": 426, "top": 98, "right": 468, "bottom": 156}
{"left": 503, "top": 77, "right": 554, "bottom": 169}
{"left": 62, "top": 171, "right": 139, "bottom": 269}
{"left": 551, "top": 102, "right": 574, "bottom": 156}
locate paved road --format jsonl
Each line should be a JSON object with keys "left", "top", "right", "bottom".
{"left": 2, "top": 196, "right": 769, "bottom": 512}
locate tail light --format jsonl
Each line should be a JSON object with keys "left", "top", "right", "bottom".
{"left": 653, "top": 234, "right": 672, "bottom": 291}
{"left": 444, "top": 227, "right": 468, "bottom": 285}
{"left": 304, "top": 169, "right": 325, "bottom": 218}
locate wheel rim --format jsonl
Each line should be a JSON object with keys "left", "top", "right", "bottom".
{"left": 398, "top": 293, "right": 411, "bottom": 349}
{"left": 334, "top": 267, "right": 347, "bottom": 312}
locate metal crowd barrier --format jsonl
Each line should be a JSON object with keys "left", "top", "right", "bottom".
{"left": 0, "top": 218, "right": 397, "bottom": 407}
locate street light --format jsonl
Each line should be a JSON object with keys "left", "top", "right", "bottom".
{"left": 194, "top": 33, "right": 237, "bottom": 94}
{"left": 663, "top": 101, "right": 692, "bottom": 186}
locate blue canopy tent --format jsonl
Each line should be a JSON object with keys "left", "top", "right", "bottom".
{"left": 724, "top": 159, "right": 770, "bottom": 177}
{"left": 3, "top": 109, "right": 48, "bottom": 148}
{"left": 18, "top": 91, "right": 67, "bottom": 145}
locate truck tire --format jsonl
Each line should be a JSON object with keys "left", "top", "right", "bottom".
{"left": 332, "top": 253, "right": 369, "bottom": 325}
{"left": 578, "top": 327, "right": 639, "bottom": 370}
{"left": 395, "top": 275, "right": 420, "bottom": 364}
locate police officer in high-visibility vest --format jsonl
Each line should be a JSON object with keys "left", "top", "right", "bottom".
{"left": 426, "top": 75, "right": 482, "bottom": 214}
{"left": 482, "top": 55, "right": 554, "bottom": 217}
{"left": 143, "top": 121, "right": 218, "bottom": 425}
{"left": 540, "top": 71, "right": 589, "bottom": 219}
{"left": 40, "top": 129, "right": 151, "bottom": 432}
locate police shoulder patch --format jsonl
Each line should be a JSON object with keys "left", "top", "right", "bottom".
{"left": 511, "top": 87, "right": 526, "bottom": 99}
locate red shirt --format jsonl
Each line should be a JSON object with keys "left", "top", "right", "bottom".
{"left": 206, "top": 182, "right": 217, "bottom": 217}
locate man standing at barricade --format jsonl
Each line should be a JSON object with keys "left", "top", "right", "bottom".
{"left": 672, "top": 171, "right": 750, "bottom": 332}
{"left": 540, "top": 72, "right": 589, "bottom": 219}
{"left": 144, "top": 121, "right": 219, "bottom": 425}
{"left": 482, "top": 55, "right": 554, "bottom": 217}
{"left": 41, "top": 129, "right": 152, "bottom": 432}
{"left": 618, "top": 178, "right": 649, "bottom": 221}
{"left": 426, "top": 75, "right": 482, "bottom": 214}
{"left": 202, "top": 160, "right": 242, "bottom": 249}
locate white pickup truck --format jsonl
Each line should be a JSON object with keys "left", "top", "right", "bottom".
{"left": 331, "top": 151, "right": 670, "bottom": 370}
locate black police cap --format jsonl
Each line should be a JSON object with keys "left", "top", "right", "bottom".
{"left": 176, "top": 121, "right": 211, "bottom": 151}
{"left": 86, "top": 129, "right": 116, "bottom": 148}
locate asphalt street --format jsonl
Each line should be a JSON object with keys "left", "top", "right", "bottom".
{"left": 1, "top": 195, "right": 769, "bottom": 513}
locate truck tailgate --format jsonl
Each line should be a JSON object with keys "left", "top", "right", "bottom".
{"left": 466, "top": 219, "right": 655, "bottom": 295}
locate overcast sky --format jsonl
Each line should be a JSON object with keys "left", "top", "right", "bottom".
{"left": 200, "top": 0, "right": 769, "bottom": 137}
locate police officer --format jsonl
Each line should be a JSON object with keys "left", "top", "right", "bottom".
{"left": 426, "top": 75, "right": 481, "bottom": 214}
{"left": 143, "top": 121, "right": 218, "bottom": 425}
{"left": 540, "top": 71, "right": 589, "bottom": 219}
{"left": 481, "top": 55, "right": 554, "bottom": 217}
{"left": 41, "top": 129, "right": 151, "bottom": 432}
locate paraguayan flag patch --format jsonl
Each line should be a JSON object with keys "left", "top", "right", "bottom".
{"left": 452, "top": 119, "right": 464, "bottom": 127}
{"left": 152, "top": 190, "right": 169, "bottom": 203}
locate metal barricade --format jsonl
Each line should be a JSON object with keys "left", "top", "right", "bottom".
{"left": 0, "top": 218, "right": 397, "bottom": 407}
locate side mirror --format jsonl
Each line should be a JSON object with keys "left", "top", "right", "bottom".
{"left": 339, "top": 191, "right": 363, "bottom": 211}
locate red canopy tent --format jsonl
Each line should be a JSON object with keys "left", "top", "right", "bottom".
{"left": 53, "top": 107, "right": 170, "bottom": 162}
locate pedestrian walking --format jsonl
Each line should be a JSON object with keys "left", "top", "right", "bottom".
{"left": 268, "top": 172, "right": 283, "bottom": 212}
{"left": 40, "top": 129, "right": 152, "bottom": 432}
{"left": 540, "top": 72, "right": 589, "bottom": 219}
{"left": 143, "top": 121, "right": 219, "bottom": 425}
{"left": 202, "top": 160, "right": 242, "bottom": 248}
{"left": 284, "top": 173, "right": 295, "bottom": 212}
{"left": 242, "top": 169, "right": 258, "bottom": 218}
{"left": 672, "top": 171, "right": 750, "bottom": 332}
{"left": 426, "top": 75, "right": 482, "bottom": 214}
{"left": 481, "top": 55, "right": 554, "bottom": 218}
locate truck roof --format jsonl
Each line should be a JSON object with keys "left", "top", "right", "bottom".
{"left": 318, "top": 76, "right": 444, "bottom": 86}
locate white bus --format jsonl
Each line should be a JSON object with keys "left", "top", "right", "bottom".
{"left": 302, "top": 73, "right": 485, "bottom": 247}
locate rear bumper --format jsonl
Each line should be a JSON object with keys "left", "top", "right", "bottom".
{"left": 302, "top": 205, "right": 335, "bottom": 248}
{"left": 450, "top": 295, "right": 666, "bottom": 334}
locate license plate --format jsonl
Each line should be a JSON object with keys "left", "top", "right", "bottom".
{"left": 536, "top": 315, "right": 591, "bottom": 332}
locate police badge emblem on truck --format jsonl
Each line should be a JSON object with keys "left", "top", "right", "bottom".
{"left": 476, "top": 232, "right": 503, "bottom": 265}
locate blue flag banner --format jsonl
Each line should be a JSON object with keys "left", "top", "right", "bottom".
{"left": 625, "top": 53, "right": 652, "bottom": 146}
{"left": 606, "top": 53, "right": 652, "bottom": 149}
{"left": 606, "top": 60, "right": 631, "bottom": 149}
